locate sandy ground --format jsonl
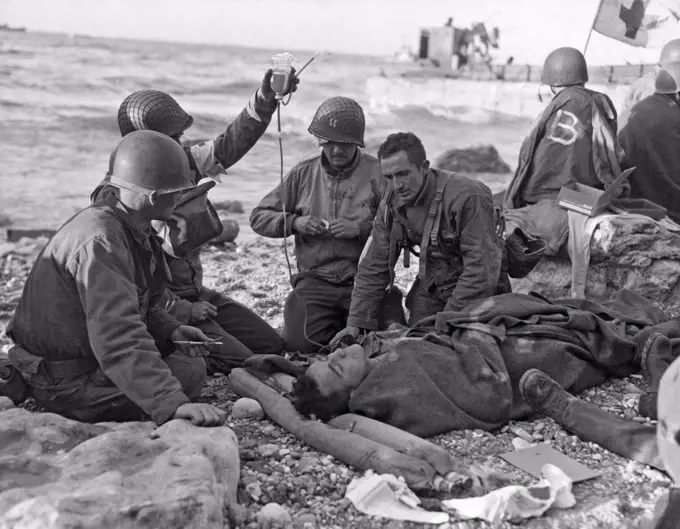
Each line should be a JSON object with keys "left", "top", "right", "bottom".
{"left": 0, "top": 234, "right": 673, "bottom": 529}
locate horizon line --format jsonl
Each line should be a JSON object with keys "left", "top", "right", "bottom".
{"left": 1, "top": 26, "right": 659, "bottom": 69}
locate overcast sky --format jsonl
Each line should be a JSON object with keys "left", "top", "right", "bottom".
{"left": 3, "top": 0, "right": 679, "bottom": 65}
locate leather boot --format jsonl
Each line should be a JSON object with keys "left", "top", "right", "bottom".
{"left": 639, "top": 333, "right": 676, "bottom": 420}
{"left": 519, "top": 368, "right": 578, "bottom": 423}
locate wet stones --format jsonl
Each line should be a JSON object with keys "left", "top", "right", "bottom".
{"left": 232, "top": 397, "right": 266, "bottom": 420}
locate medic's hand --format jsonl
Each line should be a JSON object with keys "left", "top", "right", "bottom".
{"left": 292, "top": 215, "right": 327, "bottom": 236}
{"left": 260, "top": 67, "right": 300, "bottom": 103}
{"left": 171, "top": 325, "right": 215, "bottom": 358}
{"left": 190, "top": 301, "right": 217, "bottom": 323}
{"left": 328, "top": 218, "right": 360, "bottom": 239}
{"left": 329, "top": 326, "right": 361, "bottom": 349}
{"left": 173, "top": 403, "right": 228, "bottom": 427}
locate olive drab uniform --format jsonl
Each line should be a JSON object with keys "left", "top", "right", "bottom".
{"left": 618, "top": 62, "right": 680, "bottom": 223}
{"left": 143, "top": 91, "right": 287, "bottom": 367}
{"left": 619, "top": 39, "right": 680, "bottom": 130}
{"left": 250, "top": 96, "right": 403, "bottom": 354}
{"left": 4, "top": 194, "right": 206, "bottom": 425}
{"left": 96, "top": 89, "right": 286, "bottom": 372}
{"left": 249, "top": 150, "right": 399, "bottom": 353}
{"left": 348, "top": 169, "right": 511, "bottom": 330}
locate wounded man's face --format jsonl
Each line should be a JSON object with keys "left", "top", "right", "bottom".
{"left": 305, "top": 344, "right": 370, "bottom": 397}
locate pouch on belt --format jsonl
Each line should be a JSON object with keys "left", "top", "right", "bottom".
{"left": 0, "top": 348, "right": 31, "bottom": 404}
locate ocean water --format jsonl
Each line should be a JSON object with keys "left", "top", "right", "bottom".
{"left": 0, "top": 30, "right": 532, "bottom": 238}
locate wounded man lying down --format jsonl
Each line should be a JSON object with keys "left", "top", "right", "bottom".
{"left": 289, "top": 291, "right": 669, "bottom": 437}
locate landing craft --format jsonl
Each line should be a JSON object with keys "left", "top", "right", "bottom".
{"left": 367, "top": 22, "right": 656, "bottom": 120}
{"left": 0, "top": 24, "right": 27, "bottom": 33}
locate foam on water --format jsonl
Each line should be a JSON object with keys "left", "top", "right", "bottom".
{"left": 1, "top": 30, "right": 529, "bottom": 231}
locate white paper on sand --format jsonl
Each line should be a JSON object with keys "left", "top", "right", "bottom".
{"left": 345, "top": 471, "right": 449, "bottom": 525}
{"left": 441, "top": 463, "right": 576, "bottom": 524}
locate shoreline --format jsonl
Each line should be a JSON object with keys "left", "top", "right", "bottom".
{"left": 0, "top": 169, "right": 515, "bottom": 241}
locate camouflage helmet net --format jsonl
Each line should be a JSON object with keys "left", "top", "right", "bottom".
{"left": 308, "top": 96, "right": 366, "bottom": 147}
{"left": 117, "top": 90, "right": 194, "bottom": 138}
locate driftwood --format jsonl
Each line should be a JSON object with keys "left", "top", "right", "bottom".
{"left": 5, "top": 228, "right": 57, "bottom": 242}
{"left": 229, "top": 368, "right": 473, "bottom": 493}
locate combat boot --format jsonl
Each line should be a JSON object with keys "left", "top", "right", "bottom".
{"left": 639, "top": 333, "right": 678, "bottom": 420}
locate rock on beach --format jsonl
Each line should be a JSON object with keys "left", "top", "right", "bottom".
{"left": 434, "top": 144, "right": 512, "bottom": 174}
{"left": 232, "top": 397, "right": 266, "bottom": 420}
{"left": 0, "top": 408, "right": 240, "bottom": 529}
{"left": 512, "top": 216, "right": 680, "bottom": 303}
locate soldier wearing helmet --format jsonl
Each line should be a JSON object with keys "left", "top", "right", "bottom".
{"left": 93, "top": 69, "right": 300, "bottom": 374}
{"left": 250, "top": 97, "right": 403, "bottom": 354}
{"left": 619, "top": 39, "right": 680, "bottom": 129}
{"left": 330, "top": 131, "right": 510, "bottom": 347}
{"left": 502, "top": 47, "right": 627, "bottom": 254}
{"left": 4, "top": 131, "right": 227, "bottom": 427}
{"left": 618, "top": 46, "right": 680, "bottom": 222}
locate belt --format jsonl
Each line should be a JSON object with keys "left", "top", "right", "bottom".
{"left": 292, "top": 271, "right": 354, "bottom": 288}
{"left": 8, "top": 345, "right": 99, "bottom": 379}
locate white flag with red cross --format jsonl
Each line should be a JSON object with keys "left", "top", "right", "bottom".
{"left": 592, "top": 0, "right": 680, "bottom": 47}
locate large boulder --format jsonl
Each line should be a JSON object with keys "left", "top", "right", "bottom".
{"left": 0, "top": 409, "right": 240, "bottom": 529}
{"left": 434, "top": 145, "right": 512, "bottom": 174}
{"left": 511, "top": 216, "right": 680, "bottom": 303}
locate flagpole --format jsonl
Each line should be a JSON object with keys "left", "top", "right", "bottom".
{"left": 584, "top": 0, "right": 606, "bottom": 56}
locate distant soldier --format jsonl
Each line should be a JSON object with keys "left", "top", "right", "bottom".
{"left": 619, "top": 56, "right": 680, "bottom": 222}
{"left": 618, "top": 39, "right": 680, "bottom": 130}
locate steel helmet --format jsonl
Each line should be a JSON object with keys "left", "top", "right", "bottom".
{"left": 103, "top": 130, "right": 194, "bottom": 199}
{"left": 308, "top": 97, "right": 366, "bottom": 147}
{"left": 660, "top": 39, "right": 680, "bottom": 65}
{"left": 655, "top": 61, "right": 680, "bottom": 94}
{"left": 541, "top": 47, "right": 589, "bottom": 87}
{"left": 117, "top": 90, "right": 194, "bottom": 138}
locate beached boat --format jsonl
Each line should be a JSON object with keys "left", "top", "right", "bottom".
{"left": 368, "top": 24, "right": 656, "bottom": 119}
{"left": 0, "top": 24, "right": 27, "bottom": 33}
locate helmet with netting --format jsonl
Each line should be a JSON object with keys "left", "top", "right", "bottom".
{"left": 308, "top": 97, "right": 366, "bottom": 147}
{"left": 117, "top": 90, "right": 194, "bottom": 138}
